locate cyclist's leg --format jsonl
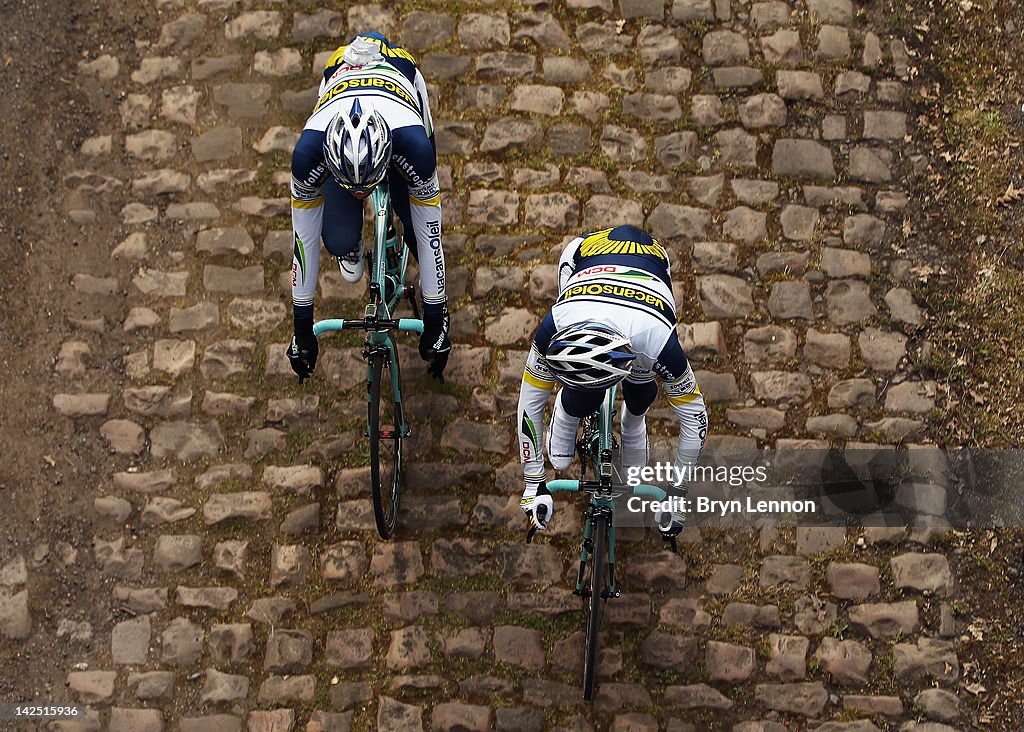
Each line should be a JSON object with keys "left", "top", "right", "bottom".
{"left": 322, "top": 179, "right": 363, "bottom": 258}
{"left": 560, "top": 387, "right": 604, "bottom": 418}
{"left": 621, "top": 377, "right": 658, "bottom": 470}
{"left": 323, "top": 180, "right": 365, "bottom": 282}
{"left": 623, "top": 377, "right": 658, "bottom": 415}
{"left": 547, "top": 387, "right": 603, "bottom": 470}
{"left": 389, "top": 174, "right": 417, "bottom": 261}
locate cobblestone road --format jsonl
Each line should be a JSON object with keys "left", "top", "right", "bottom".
{"left": 11, "top": 0, "right": 974, "bottom": 730}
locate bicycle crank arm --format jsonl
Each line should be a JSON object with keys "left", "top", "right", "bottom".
{"left": 314, "top": 318, "right": 423, "bottom": 335}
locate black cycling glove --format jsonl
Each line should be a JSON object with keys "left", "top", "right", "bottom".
{"left": 419, "top": 306, "right": 451, "bottom": 383}
{"left": 287, "top": 317, "right": 319, "bottom": 382}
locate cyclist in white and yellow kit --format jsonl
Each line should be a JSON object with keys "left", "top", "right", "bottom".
{"left": 517, "top": 225, "right": 709, "bottom": 538}
{"left": 287, "top": 32, "right": 451, "bottom": 383}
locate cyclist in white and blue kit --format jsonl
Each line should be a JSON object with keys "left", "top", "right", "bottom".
{"left": 517, "top": 225, "right": 709, "bottom": 538}
{"left": 286, "top": 32, "right": 451, "bottom": 383}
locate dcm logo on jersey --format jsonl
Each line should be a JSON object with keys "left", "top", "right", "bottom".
{"left": 578, "top": 228, "right": 669, "bottom": 261}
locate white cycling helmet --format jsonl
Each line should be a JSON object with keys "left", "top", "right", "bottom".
{"left": 545, "top": 322, "right": 636, "bottom": 391}
{"left": 323, "top": 98, "right": 393, "bottom": 191}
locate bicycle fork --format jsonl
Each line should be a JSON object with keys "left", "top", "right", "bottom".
{"left": 573, "top": 505, "right": 620, "bottom": 600}
{"left": 363, "top": 341, "right": 411, "bottom": 441}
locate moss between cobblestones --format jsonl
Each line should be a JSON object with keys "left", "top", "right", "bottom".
{"left": 419, "top": 573, "right": 505, "bottom": 595}
{"left": 350, "top": 707, "right": 375, "bottom": 732}
{"left": 651, "top": 666, "right": 687, "bottom": 687}
{"left": 866, "top": 636, "right": 899, "bottom": 696}
{"left": 614, "top": 629, "right": 645, "bottom": 683}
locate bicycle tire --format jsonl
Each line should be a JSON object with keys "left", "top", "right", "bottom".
{"left": 368, "top": 347, "right": 403, "bottom": 539}
{"left": 583, "top": 513, "right": 608, "bottom": 700}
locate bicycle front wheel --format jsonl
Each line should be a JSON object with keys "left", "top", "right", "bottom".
{"left": 368, "top": 347, "right": 404, "bottom": 539}
{"left": 583, "top": 513, "right": 608, "bottom": 700}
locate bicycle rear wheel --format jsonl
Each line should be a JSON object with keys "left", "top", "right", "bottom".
{"left": 368, "top": 347, "right": 403, "bottom": 539}
{"left": 583, "top": 513, "right": 608, "bottom": 700}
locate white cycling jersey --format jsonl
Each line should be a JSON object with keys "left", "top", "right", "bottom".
{"left": 553, "top": 229, "right": 678, "bottom": 373}
{"left": 289, "top": 35, "right": 445, "bottom": 320}
{"left": 517, "top": 227, "right": 708, "bottom": 488}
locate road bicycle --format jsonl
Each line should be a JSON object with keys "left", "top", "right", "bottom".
{"left": 314, "top": 182, "right": 422, "bottom": 540}
{"left": 528, "top": 383, "right": 667, "bottom": 700}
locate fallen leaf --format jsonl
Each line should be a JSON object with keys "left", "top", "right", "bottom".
{"left": 966, "top": 682, "right": 987, "bottom": 695}
{"left": 911, "top": 264, "right": 937, "bottom": 282}
{"left": 995, "top": 182, "right": 1024, "bottom": 206}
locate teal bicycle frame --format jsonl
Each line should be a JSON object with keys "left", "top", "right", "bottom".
{"left": 313, "top": 185, "right": 423, "bottom": 397}
{"left": 547, "top": 383, "right": 666, "bottom": 601}
{"left": 539, "top": 382, "right": 667, "bottom": 699}
{"left": 313, "top": 184, "right": 423, "bottom": 538}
